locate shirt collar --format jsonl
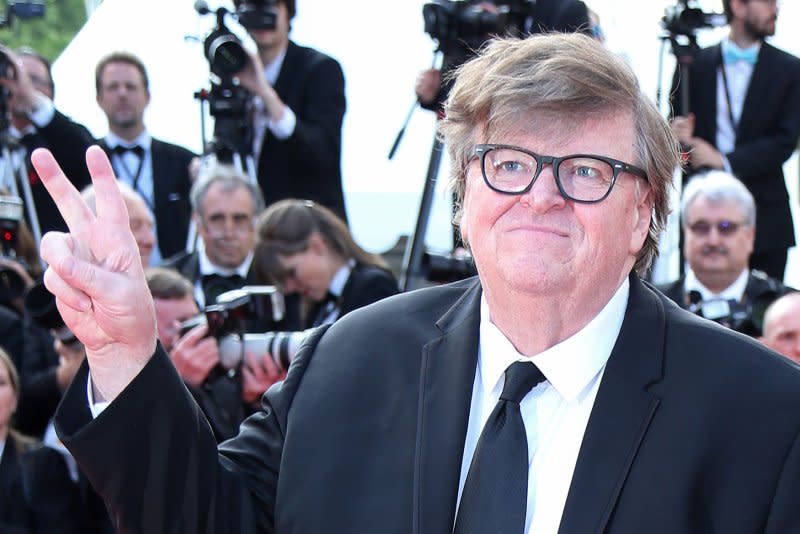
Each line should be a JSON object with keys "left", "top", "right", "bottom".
{"left": 478, "top": 277, "right": 629, "bottom": 402}
{"left": 196, "top": 239, "right": 252, "bottom": 278}
{"left": 328, "top": 259, "right": 355, "bottom": 298}
{"left": 105, "top": 130, "right": 152, "bottom": 151}
{"left": 684, "top": 267, "right": 749, "bottom": 302}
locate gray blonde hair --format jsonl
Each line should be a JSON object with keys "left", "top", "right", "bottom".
{"left": 439, "top": 33, "right": 680, "bottom": 274}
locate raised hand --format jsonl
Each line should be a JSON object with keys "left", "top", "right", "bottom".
{"left": 32, "top": 146, "right": 157, "bottom": 402}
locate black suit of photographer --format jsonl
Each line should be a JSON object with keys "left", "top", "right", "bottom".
{"left": 657, "top": 269, "right": 794, "bottom": 337}
{"left": 17, "top": 110, "right": 95, "bottom": 235}
{"left": 253, "top": 41, "right": 347, "bottom": 222}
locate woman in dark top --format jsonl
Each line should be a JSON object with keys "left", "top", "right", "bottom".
{"left": 0, "top": 348, "right": 80, "bottom": 533}
{"left": 254, "top": 199, "right": 399, "bottom": 328}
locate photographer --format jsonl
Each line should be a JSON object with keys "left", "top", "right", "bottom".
{"left": 657, "top": 170, "right": 793, "bottom": 337}
{"left": 415, "top": 0, "right": 593, "bottom": 111}
{"left": 253, "top": 198, "right": 398, "bottom": 329}
{"left": 0, "top": 46, "right": 94, "bottom": 235}
{"left": 147, "top": 267, "right": 281, "bottom": 441}
{"left": 229, "top": 0, "right": 347, "bottom": 222}
{"left": 669, "top": 0, "right": 800, "bottom": 281}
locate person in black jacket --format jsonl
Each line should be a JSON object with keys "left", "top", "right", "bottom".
{"left": 253, "top": 198, "right": 398, "bottom": 329}
{"left": 0, "top": 46, "right": 95, "bottom": 236}
{"left": 0, "top": 348, "right": 80, "bottom": 534}
{"left": 231, "top": 0, "right": 348, "bottom": 222}
{"left": 94, "top": 51, "right": 196, "bottom": 263}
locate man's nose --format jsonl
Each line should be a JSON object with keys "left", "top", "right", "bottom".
{"left": 519, "top": 165, "right": 566, "bottom": 211}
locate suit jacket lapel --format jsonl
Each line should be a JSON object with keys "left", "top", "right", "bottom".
{"left": 413, "top": 279, "right": 482, "bottom": 534}
{"left": 737, "top": 44, "right": 772, "bottom": 143}
{"left": 558, "top": 276, "right": 665, "bottom": 534}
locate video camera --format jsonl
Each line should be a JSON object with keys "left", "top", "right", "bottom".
{"left": 661, "top": 0, "right": 726, "bottom": 38}
{"left": 179, "top": 285, "right": 305, "bottom": 371}
{"left": 0, "top": 1, "right": 46, "bottom": 132}
{"left": 194, "top": 0, "right": 279, "bottom": 162}
{"left": 423, "top": 0, "right": 533, "bottom": 66}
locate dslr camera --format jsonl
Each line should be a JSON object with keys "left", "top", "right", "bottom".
{"left": 180, "top": 285, "right": 306, "bottom": 371}
{"left": 0, "top": 195, "right": 29, "bottom": 303}
{"left": 687, "top": 285, "right": 785, "bottom": 338}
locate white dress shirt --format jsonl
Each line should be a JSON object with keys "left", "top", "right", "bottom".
{"left": 250, "top": 45, "right": 297, "bottom": 163}
{"left": 716, "top": 38, "right": 758, "bottom": 168}
{"left": 684, "top": 266, "right": 749, "bottom": 303}
{"left": 457, "top": 278, "right": 630, "bottom": 533}
{"left": 105, "top": 130, "right": 162, "bottom": 264}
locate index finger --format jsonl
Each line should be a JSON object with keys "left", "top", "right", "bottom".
{"left": 31, "top": 148, "right": 97, "bottom": 235}
{"left": 84, "top": 145, "right": 130, "bottom": 227}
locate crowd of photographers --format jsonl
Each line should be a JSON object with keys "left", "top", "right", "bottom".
{"left": 0, "top": 0, "right": 800, "bottom": 530}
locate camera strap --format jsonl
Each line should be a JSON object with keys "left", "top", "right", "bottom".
{"left": 719, "top": 63, "right": 740, "bottom": 138}
{"left": 112, "top": 146, "right": 152, "bottom": 212}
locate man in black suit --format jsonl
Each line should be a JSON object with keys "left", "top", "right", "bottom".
{"left": 0, "top": 46, "right": 94, "bottom": 236}
{"left": 162, "top": 162, "right": 263, "bottom": 307}
{"left": 670, "top": 0, "right": 800, "bottom": 281}
{"left": 32, "top": 33, "right": 800, "bottom": 533}
{"left": 658, "top": 170, "right": 792, "bottom": 337}
{"left": 232, "top": 0, "right": 347, "bottom": 222}
{"left": 94, "top": 51, "right": 196, "bottom": 263}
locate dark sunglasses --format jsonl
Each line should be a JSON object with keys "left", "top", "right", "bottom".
{"left": 687, "top": 219, "right": 747, "bottom": 236}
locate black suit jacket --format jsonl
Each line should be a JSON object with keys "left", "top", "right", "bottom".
{"left": 255, "top": 41, "right": 347, "bottom": 221}
{"left": 0, "top": 437, "right": 80, "bottom": 533}
{"left": 657, "top": 269, "right": 794, "bottom": 336}
{"left": 100, "top": 138, "right": 195, "bottom": 259}
{"left": 671, "top": 42, "right": 800, "bottom": 254}
{"left": 305, "top": 264, "right": 399, "bottom": 328}
{"left": 20, "top": 110, "right": 95, "bottom": 234}
{"left": 54, "top": 275, "right": 800, "bottom": 533}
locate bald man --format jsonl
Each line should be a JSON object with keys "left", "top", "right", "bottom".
{"left": 761, "top": 292, "right": 800, "bottom": 364}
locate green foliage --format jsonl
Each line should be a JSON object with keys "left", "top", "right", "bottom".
{"left": 0, "top": 0, "right": 88, "bottom": 61}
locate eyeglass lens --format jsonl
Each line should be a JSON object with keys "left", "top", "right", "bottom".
{"left": 688, "top": 220, "right": 742, "bottom": 236}
{"left": 482, "top": 147, "right": 615, "bottom": 202}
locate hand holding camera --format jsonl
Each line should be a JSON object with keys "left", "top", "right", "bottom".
{"left": 170, "top": 321, "right": 220, "bottom": 388}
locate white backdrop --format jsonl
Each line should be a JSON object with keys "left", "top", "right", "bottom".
{"left": 52, "top": 0, "right": 799, "bottom": 286}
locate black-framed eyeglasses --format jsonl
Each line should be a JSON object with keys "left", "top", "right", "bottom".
{"left": 687, "top": 219, "right": 747, "bottom": 237}
{"left": 471, "top": 144, "right": 649, "bottom": 203}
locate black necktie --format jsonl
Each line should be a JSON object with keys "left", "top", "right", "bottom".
{"left": 111, "top": 144, "right": 145, "bottom": 159}
{"left": 454, "top": 361, "right": 546, "bottom": 534}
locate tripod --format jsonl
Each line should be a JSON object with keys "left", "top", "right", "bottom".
{"left": 188, "top": 81, "right": 258, "bottom": 254}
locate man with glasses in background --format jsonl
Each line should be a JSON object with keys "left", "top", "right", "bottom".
{"left": 34, "top": 33, "right": 800, "bottom": 533}
{"left": 658, "top": 170, "right": 792, "bottom": 337}
{"left": 670, "top": 0, "right": 800, "bottom": 281}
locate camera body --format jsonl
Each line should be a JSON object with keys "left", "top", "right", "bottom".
{"left": 179, "top": 285, "right": 304, "bottom": 371}
{"left": 687, "top": 285, "right": 785, "bottom": 338}
{"left": 662, "top": 0, "right": 726, "bottom": 37}
{"left": 423, "top": 0, "right": 532, "bottom": 64}
{"left": 0, "top": 195, "right": 28, "bottom": 303}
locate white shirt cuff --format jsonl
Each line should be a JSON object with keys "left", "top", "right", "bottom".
{"left": 28, "top": 95, "right": 55, "bottom": 128}
{"left": 268, "top": 105, "right": 296, "bottom": 140}
{"left": 86, "top": 372, "right": 111, "bottom": 418}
